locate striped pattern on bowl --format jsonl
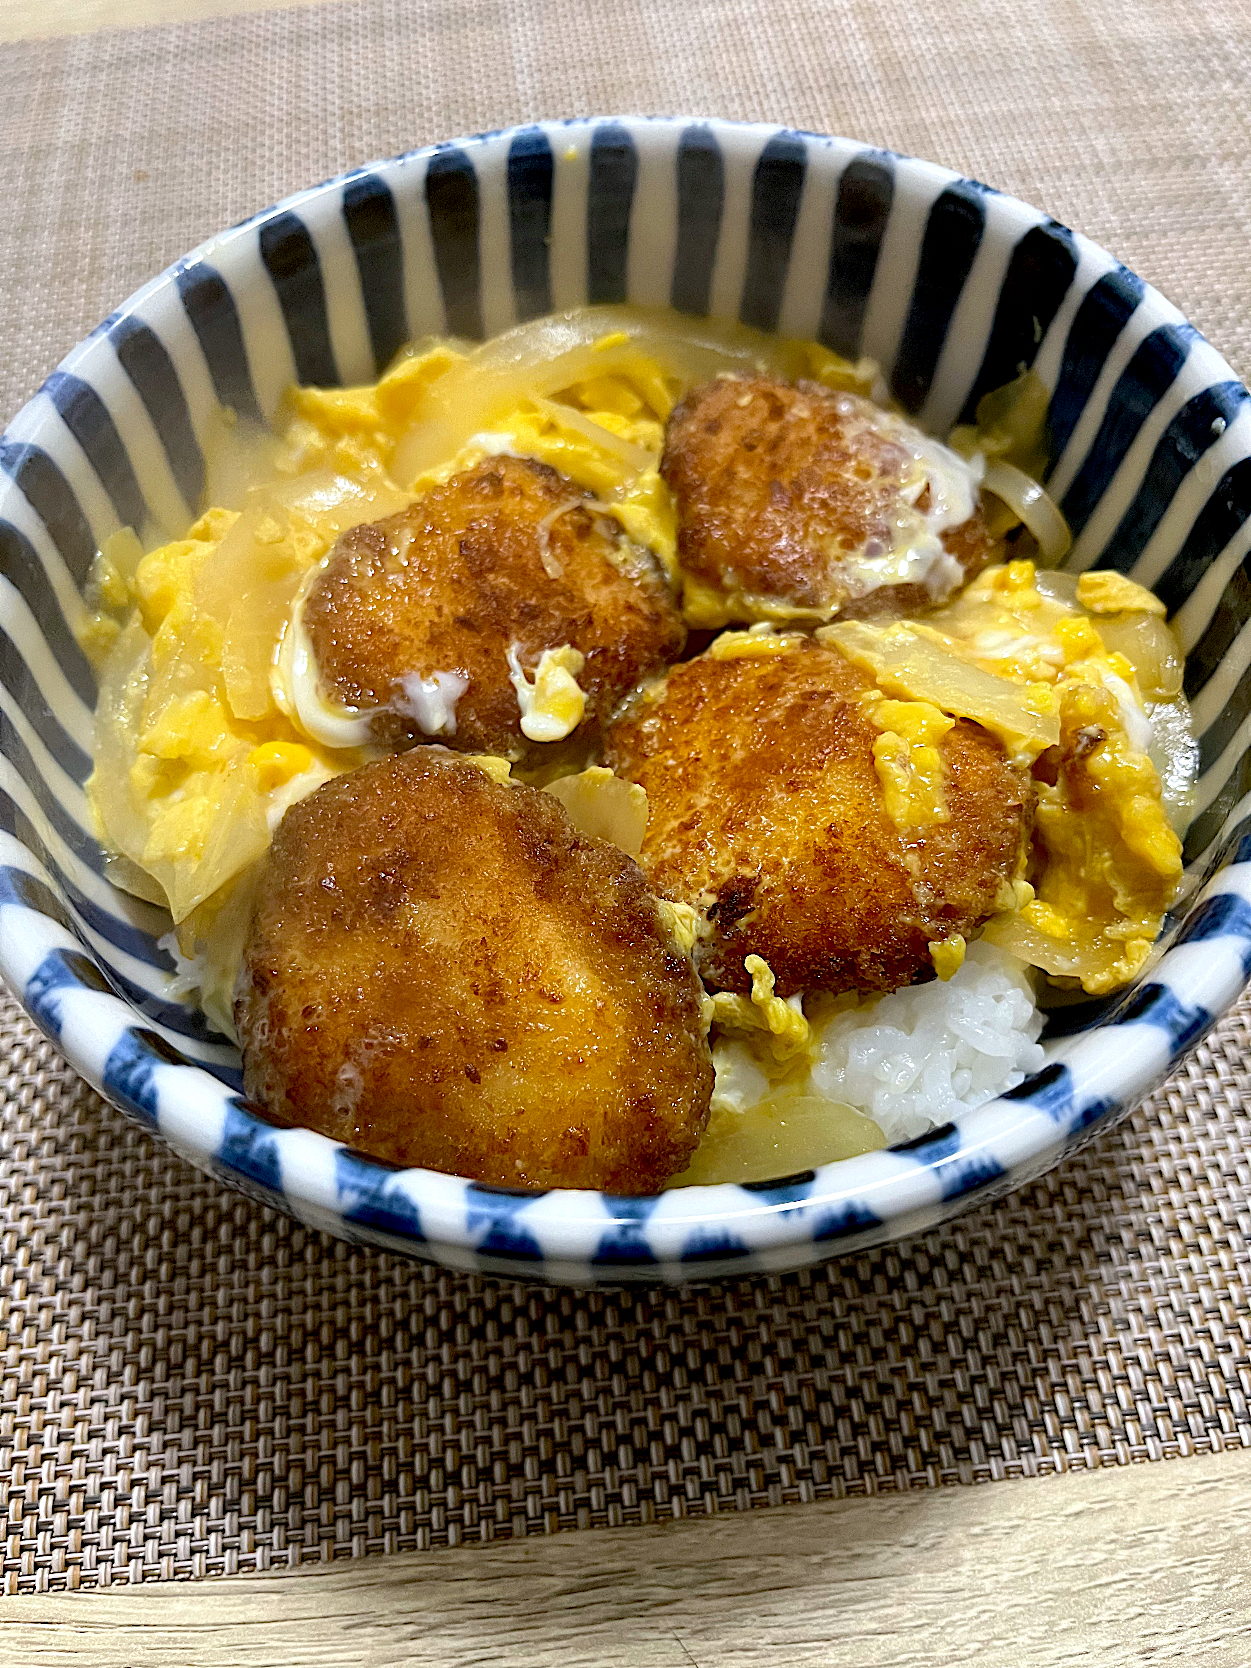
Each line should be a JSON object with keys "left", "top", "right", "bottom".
{"left": 2, "top": 117, "right": 1249, "bottom": 1284}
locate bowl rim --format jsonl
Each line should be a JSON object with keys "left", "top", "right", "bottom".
{"left": 3, "top": 112, "right": 1251, "bottom": 1284}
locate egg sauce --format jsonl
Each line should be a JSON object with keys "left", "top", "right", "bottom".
{"left": 82, "top": 306, "right": 1196, "bottom": 1182}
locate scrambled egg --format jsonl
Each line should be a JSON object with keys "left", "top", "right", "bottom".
{"left": 89, "top": 506, "right": 348, "bottom": 925}
{"left": 507, "top": 644, "right": 587, "bottom": 742}
{"left": 705, "top": 624, "right": 809, "bottom": 660}
{"left": 708, "top": 955, "right": 814, "bottom": 1065}
{"left": 281, "top": 331, "right": 678, "bottom": 576}
{"left": 826, "top": 558, "right": 1187, "bottom": 994}
{"left": 863, "top": 696, "right": 954, "bottom": 830}
{"left": 928, "top": 933, "right": 967, "bottom": 981}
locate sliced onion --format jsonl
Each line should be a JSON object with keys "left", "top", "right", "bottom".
{"left": 981, "top": 460, "right": 1071, "bottom": 566}
{"left": 1145, "top": 697, "right": 1200, "bottom": 833}
{"left": 90, "top": 618, "right": 160, "bottom": 880}
{"left": 462, "top": 304, "right": 790, "bottom": 389}
{"left": 526, "top": 396, "right": 655, "bottom": 473}
{"left": 980, "top": 911, "right": 1130, "bottom": 990}
{"left": 821, "top": 619, "right": 1061, "bottom": 755}
{"left": 544, "top": 768, "right": 648, "bottom": 855}
{"left": 1032, "top": 568, "right": 1079, "bottom": 604}
{"left": 534, "top": 498, "right": 580, "bottom": 577}
{"left": 1092, "top": 611, "right": 1184, "bottom": 701}
{"left": 103, "top": 849, "right": 168, "bottom": 906}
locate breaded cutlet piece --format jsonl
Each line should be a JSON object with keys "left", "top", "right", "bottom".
{"left": 604, "top": 641, "right": 1033, "bottom": 997}
{"left": 302, "top": 455, "right": 685, "bottom": 762}
{"left": 662, "top": 375, "right": 999, "bottom": 624}
{"left": 235, "top": 749, "right": 712, "bottom": 1194}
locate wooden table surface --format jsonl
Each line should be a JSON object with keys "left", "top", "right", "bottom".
{"left": 0, "top": 0, "right": 342, "bottom": 39}
{"left": 2, "top": 1447, "right": 1248, "bottom": 1666}
{"left": 2, "top": 0, "right": 1250, "bottom": 1662}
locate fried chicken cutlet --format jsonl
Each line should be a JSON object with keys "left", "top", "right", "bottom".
{"left": 662, "top": 376, "right": 999, "bottom": 625}
{"left": 235, "top": 750, "right": 712, "bottom": 1193}
{"left": 301, "top": 454, "right": 685, "bottom": 763}
{"left": 605, "top": 640, "right": 1033, "bottom": 997}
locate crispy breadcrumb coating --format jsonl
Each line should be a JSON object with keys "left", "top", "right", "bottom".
{"left": 662, "top": 376, "right": 998, "bottom": 622}
{"left": 236, "top": 749, "right": 712, "bottom": 1192}
{"left": 303, "top": 455, "right": 685, "bottom": 761}
{"left": 605, "top": 641, "right": 1033, "bottom": 996}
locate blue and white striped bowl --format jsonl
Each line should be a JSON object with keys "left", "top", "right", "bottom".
{"left": 3, "top": 117, "right": 1250, "bottom": 1285}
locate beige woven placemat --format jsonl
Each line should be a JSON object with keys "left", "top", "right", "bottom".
{"left": 3, "top": 0, "right": 1251, "bottom": 1595}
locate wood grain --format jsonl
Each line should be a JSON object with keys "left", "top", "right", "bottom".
{"left": 4, "top": 1449, "right": 1250, "bottom": 1667}
{"left": 0, "top": 0, "right": 341, "bottom": 44}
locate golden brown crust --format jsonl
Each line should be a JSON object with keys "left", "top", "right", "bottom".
{"left": 604, "top": 642, "right": 1034, "bottom": 997}
{"left": 303, "top": 455, "right": 686, "bottom": 761}
{"left": 235, "top": 750, "right": 712, "bottom": 1193}
{"left": 661, "top": 376, "right": 999, "bottom": 620}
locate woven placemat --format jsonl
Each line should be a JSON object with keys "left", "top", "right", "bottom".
{"left": 5, "top": 984, "right": 1251, "bottom": 1590}
{"left": 3, "top": 0, "right": 1251, "bottom": 1595}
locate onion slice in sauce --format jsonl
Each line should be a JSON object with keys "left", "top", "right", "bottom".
{"left": 525, "top": 396, "right": 655, "bottom": 474}
{"left": 981, "top": 460, "right": 1071, "bottom": 566}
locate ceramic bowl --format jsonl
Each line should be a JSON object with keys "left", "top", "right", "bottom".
{"left": 3, "top": 117, "right": 1250, "bottom": 1285}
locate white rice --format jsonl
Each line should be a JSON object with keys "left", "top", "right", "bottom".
{"left": 805, "top": 939, "right": 1045, "bottom": 1142}
{"left": 707, "top": 940, "right": 1047, "bottom": 1146}
{"left": 750, "top": 940, "right": 1040, "bottom": 1147}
